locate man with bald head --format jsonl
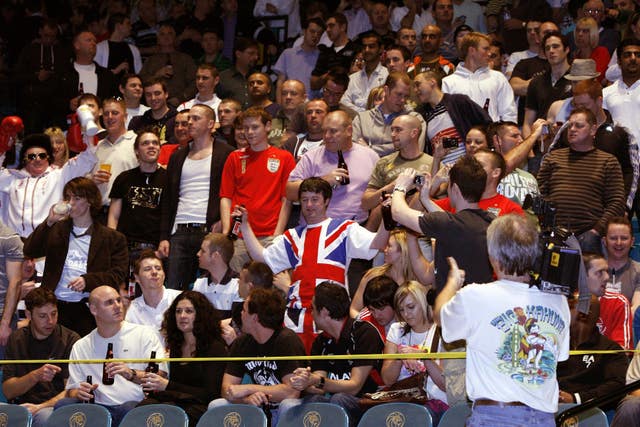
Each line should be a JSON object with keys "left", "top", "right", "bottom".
{"left": 286, "top": 110, "right": 379, "bottom": 225}
{"left": 414, "top": 24, "right": 455, "bottom": 77}
{"left": 362, "top": 115, "right": 433, "bottom": 229}
{"left": 61, "top": 286, "right": 166, "bottom": 425}
{"left": 270, "top": 79, "right": 307, "bottom": 147}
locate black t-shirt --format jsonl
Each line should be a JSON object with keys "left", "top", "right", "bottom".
{"left": 525, "top": 70, "right": 573, "bottom": 120}
{"left": 511, "top": 56, "right": 549, "bottom": 124}
{"left": 419, "top": 209, "right": 494, "bottom": 291}
{"left": 109, "top": 166, "right": 167, "bottom": 244}
{"left": 226, "top": 327, "right": 306, "bottom": 394}
{"left": 310, "top": 318, "right": 384, "bottom": 396}
{"left": 312, "top": 41, "right": 358, "bottom": 76}
{"left": 3, "top": 325, "right": 80, "bottom": 404}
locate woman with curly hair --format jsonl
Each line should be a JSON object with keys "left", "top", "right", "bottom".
{"left": 139, "top": 291, "right": 227, "bottom": 426}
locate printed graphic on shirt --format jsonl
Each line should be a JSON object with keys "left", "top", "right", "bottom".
{"left": 126, "top": 186, "right": 162, "bottom": 209}
{"left": 491, "top": 305, "right": 566, "bottom": 386}
{"left": 245, "top": 360, "right": 281, "bottom": 386}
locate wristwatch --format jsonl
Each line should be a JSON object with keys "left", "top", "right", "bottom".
{"left": 129, "top": 369, "right": 138, "bottom": 382}
{"left": 317, "top": 375, "right": 325, "bottom": 390}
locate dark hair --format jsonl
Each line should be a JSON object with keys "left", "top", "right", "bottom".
{"left": 79, "top": 93, "right": 101, "bottom": 107}
{"left": 197, "top": 63, "right": 220, "bottom": 79}
{"left": 162, "top": 291, "right": 222, "bottom": 357}
{"left": 387, "top": 45, "right": 412, "bottom": 62}
{"left": 234, "top": 37, "right": 259, "bottom": 55}
{"left": 107, "top": 13, "right": 128, "bottom": 33}
{"left": 133, "top": 248, "right": 162, "bottom": 275}
{"left": 616, "top": 37, "right": 640, "bottom": 59}
{"left": 143, "top": 76, "right": 168, "bottom": 92}
{"left": 325, "top": 70, "right": 349, "bottom": 89}
{"left": 542, "top": 31, "right": 569, "bottom": 51}
{"left": 298, "top": 177, "right": 332, "bottom": 201}
{"left": 119, "top": 73, "right": 142, "bottom": 89}
{"left": 328, "top": 12, "right": 348, "bottom": 29}
{"left": 467, "top": 124, "right": 492, "bottom": 149}
{"left": 247, "top": 288, "right": 286, "bottom": 330}
{"left": 582, "top": 252, "right": 606, "bottom": 271}
{"left": 359, "top": 31, "right": 382, "bottom": 47}
{"left": 363, "top": 275, "right": 399, "bottom": 309}
{"left": 25, "top": 287, "right": 57, "bottom": 312}
{"left": 486, "top": 120, "right": 518, "bottom": 143}
{"left": 134, "top": 127, "right": 160, "bottom": 150}
{"left": 63, "top": 177, "right": 103, "bottom": 218}
{"left": 202, "top": 232, "right": 235, "bottom": 264}
{"left": 314, "top": 281, "right": 350, "bottom": 320}
{"left": 490, "top": 39, "right": 504, "bottom": 55}
{"left": 569, "top": 106, "right": 597, "bottom": 126}
{"left": 475, "top": 148, "right": 506, "bottom": 181}
{"left": 449, "top": 155, "right": 486, "bottom": 203}
{"left": 243, "top": 261, "right": 273, "bottom": 288}
{"left": 304, "top": 17, "right": 326, "bottom": 31}
{"left": 19, "top": 133, "right": 53, "bottom": 169}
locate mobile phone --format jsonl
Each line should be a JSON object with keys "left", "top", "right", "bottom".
{"left": 442, "top": 137, "right": 459, "bottom": 149}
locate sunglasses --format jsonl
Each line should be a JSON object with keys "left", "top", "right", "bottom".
{"left": 25, "top": 153, "right": 49, "bottom": 161}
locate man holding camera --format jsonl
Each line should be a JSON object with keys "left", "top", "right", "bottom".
{"left": 361, "top": 115, "right": 433, "bottom": 230}
{"left": 434, "top": 214, "right": 570, "bottom": 425}
{"left": 391, "top": 156, "right": 494, "bottom": 292}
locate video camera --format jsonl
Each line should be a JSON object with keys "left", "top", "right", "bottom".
{"left": 523, "top": 194, "right": 581, "bottom": 297}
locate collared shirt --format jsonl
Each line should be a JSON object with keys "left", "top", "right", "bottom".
{"left": 340, "top": 63, "right": 389, "bottom": 113}
{"left": 93, "top": 130, "right": 139, "bottom": 205}
{"left": 217, "top": 66, "right": 251, "bottom": 108}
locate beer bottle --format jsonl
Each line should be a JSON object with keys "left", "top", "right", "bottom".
{"left": 102, "top": 343, "right": 114, "bottom": 385}
{"left": 337, "top": 150, "right": 350, "bottom": 185}
{"left": 86, "top": 375, "right": 95, "bottom": 403}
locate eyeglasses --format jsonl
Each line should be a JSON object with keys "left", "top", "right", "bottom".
{"left": 25, "top": 153, "right": 48, "bottom": 161}
{"left": 585, "top": 8, "right": 604, "bottom": 14}
{"left": 489, "top": 53, "right": 499, "bottom": 59}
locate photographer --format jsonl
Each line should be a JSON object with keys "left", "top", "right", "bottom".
{"left": 391, "top": 156, "right": 494, "bottom": 292}
{"left": 435, "top": 214, "right": 571, "bottom": 426}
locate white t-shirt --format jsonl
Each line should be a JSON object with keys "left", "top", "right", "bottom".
{"left": 67, "top": 322, "right": 167, "bottom": 406}
{"left": 440, "top": 279, "right": 570, "bottom": 413}
{"left": 74, "top": 62, "right": 98, "bottom": 95}
{"left": 174, "top": 155, "right": 212, "bottom": 229}
{"left": 55, "top": 227, "right": 91, "bottom": 302}
{"left": 386, "top": 322, "right": 448, "bottom": 403}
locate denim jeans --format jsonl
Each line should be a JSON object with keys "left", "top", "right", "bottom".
{"left": 467, "top": 404, "right": 555, "bottom": 427}
{"left": 166, "top": 228, "right": 207, "bottom": 290}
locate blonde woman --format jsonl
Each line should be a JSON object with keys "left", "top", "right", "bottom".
{"left": 44, "top": 127, "right": 69, "bottom": 168}
{"left": 349, "top": 229, "right": 432, "bottom": 318}
{"left": 381, "top": 281, "right": 448, "bottom": 425}
{"left": 573, "top": 17, "right": 609, "bottom": 82}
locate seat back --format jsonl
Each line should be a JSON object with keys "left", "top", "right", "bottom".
{"left": 119, "top": 404, "right": 188, "bottom": 427}
{"left": 46, "top": 404, "right": 111, "bottom": 427}
{"left": 196, "top": 404, "right": 267, "bottom": 427}
{"left": 357, "top": 402, "right": 432, "bottom": 427}
{"left": 277, "top": 402, "right": 349, "bottom": 427}
{"left": 557, "top": 403, "right": 609, "bottom": 427}
{"left": 0, "top": 404, "right": 31, "bottom": 427}
{"left": 438, "top": 402, "right": 472, "bottom": 426}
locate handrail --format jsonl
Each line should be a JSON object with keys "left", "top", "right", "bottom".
{"left": 555, "top": 379, "right": 640, "bottom": 426}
